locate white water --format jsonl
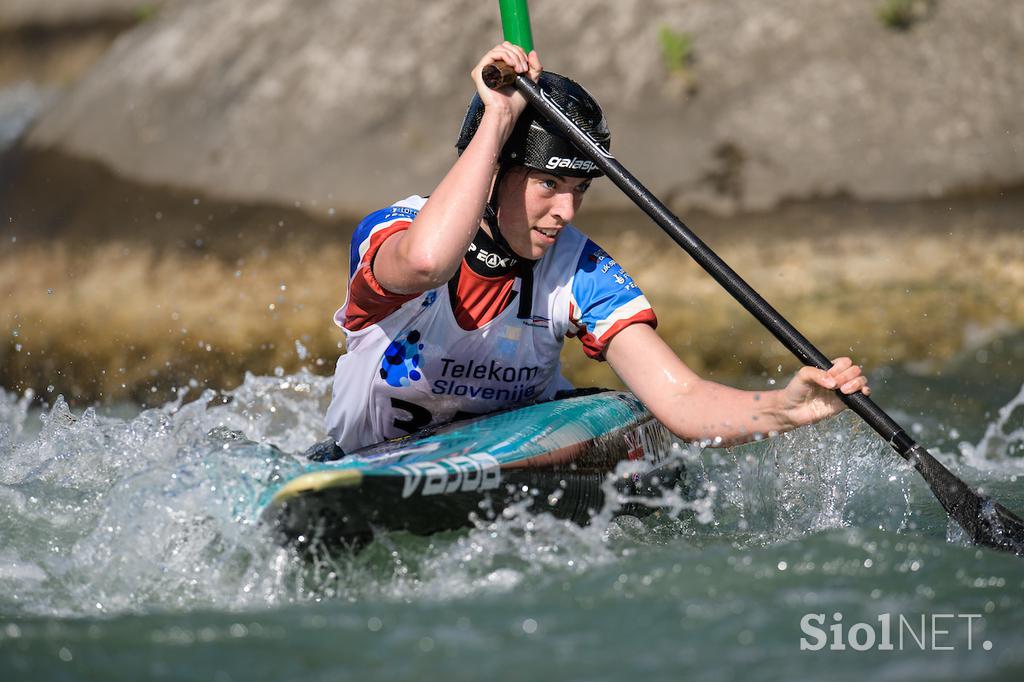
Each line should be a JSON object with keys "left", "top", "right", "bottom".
{"left": 0, "top": 371, "right": 332, "bottom": 617}
{"left": 1, "top": 373, "right": 1022, "bottom": 620}
{"left": 961, "top": 383, "right": 1024, "bottom": 465}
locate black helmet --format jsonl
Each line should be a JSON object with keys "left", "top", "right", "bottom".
{"left": 455, "top": 71, "right": 610, "bottom": 178}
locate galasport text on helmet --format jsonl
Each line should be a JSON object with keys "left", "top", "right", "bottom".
{"left": 455, "top": 71, "right": 611, "bottom": 178}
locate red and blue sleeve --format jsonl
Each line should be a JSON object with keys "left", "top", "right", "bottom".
{"left": 342, "top": 206, "right": 420, "bottom": 331}
{"left": 567, "top": 240, "right": 657, "bottom": 360}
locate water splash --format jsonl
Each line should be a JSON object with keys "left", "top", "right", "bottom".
{"left": 0, "top": 374, "right": 714, "bottom": 615}
{"left": 3, "top": 374, "right": 1018, "bottom": 618}
{"left": 684, "top": 411, "right": 916, "bottom": 545}
{"left": 286, "top": 446, "right": 710, "bottom": 604}
{"left": 0, "top": 371, "right": 334, "bottom": 617}
{"left": 960, "top": 383, "right": 1024, "bottom": 465}
{"left": 0, "top": 388, "right": 33, "bottom": 454}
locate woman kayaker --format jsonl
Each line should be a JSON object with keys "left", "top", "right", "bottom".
{"left": 319, "top": 42, "right": 869, "bottom": 457}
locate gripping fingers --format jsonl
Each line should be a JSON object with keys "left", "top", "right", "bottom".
{"left": 827, "top": 356, "right": 853, "bottom": 376}
{"left": 526, "top": 49, "right": 542, "bottom": 80}
{"left": 840, "top": 376, "right": 870, "bottom": 395}
{"left": 492, "top": 42, "right": 528, "bottom": 72}
{"left": 825, "top": 357, "right": 870, "bottom": 395}
{"left": 798, "top": 365, "right": 836, "bottom": 389}
{"left": 473, "top": 43, "right": 533, "bottom": 91}
{"left": 832, "top": 360, "right": 861, "bottom": 384}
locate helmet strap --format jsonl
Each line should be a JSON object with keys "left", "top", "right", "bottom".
{"left": 483, "top": 165, "right": 537, "bottom": 265}
{"left": 481, "top": 164, "right": 536, "bottom": 319}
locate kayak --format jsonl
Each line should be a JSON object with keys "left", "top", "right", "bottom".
{"left": 258, "top": 390, "right": 681, "bottom": 550}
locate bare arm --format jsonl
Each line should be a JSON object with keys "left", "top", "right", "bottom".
{"left": 605, "top": 324, "right": 870, "bottom": 447}
{"left": 373, "top": 44, "right": 542, "bottom": 295}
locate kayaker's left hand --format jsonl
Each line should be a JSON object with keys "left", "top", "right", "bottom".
{"left": 777, "top": 357, "right": 870, "bottom": 428}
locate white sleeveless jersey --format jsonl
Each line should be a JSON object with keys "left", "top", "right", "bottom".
{"left": 325, "top": 195, "right": 656, "bottom": 452}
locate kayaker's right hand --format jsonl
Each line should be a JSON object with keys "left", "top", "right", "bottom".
{"left": 471, "top": 42, "right": 542, "bottom": 122}
{"left": 776, "top": 357, "right": 870, "bottom": 429}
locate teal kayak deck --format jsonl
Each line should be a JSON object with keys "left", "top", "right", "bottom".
{"left": 259, "top": 391, "right": 679, "bottom": 548}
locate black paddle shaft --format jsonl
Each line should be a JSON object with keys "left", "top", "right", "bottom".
{"left": 490, "top": 70, "right": 1024, "bottom": 553}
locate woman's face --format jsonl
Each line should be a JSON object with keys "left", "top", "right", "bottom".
{"left": 495, "top": 167, "right": 592, "bottom": 260}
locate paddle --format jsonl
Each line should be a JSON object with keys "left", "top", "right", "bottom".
{"left": 489, "top": 0, "right": 1024, "bottom": 555}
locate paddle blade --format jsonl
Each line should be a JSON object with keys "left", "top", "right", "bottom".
{"left": 909, "top": 444, "right": 1024, "bottom": 554}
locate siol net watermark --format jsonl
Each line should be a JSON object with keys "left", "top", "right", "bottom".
{"left": 800, "top": 612, "right": 992, "bottom": 652}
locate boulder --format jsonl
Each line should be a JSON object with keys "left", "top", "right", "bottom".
{"left": 19, "top": 0, "right": 1024, "bottom": 216}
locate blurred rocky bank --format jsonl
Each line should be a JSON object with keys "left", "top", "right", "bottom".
{"left": 4, "top": 0, "right": 1024, "bottom": 215}
{"left": 1, "top": 0, "right": 1022, "bottom": 404}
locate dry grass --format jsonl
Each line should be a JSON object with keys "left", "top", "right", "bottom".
{"left": 561, "top": 226, "right": 1024, "bottom": 389}
{"left": 1, "top": 242, "right": 347, "bottom": 404}
{"left": 2, "top": 223, "right": 1022, "bottom": 405}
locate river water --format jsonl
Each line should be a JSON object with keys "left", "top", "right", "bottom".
{"left": 1, "top": 335, "right": 1023, "bottom": 681}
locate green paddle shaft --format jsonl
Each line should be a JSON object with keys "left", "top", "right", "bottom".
{"left": 499, "top": 0, "right": 534, "bottom": 51}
